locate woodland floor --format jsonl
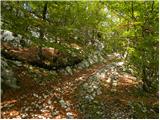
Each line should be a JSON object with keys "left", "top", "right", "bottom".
{"left": 1, "top": 58, "right": 159, "bottom": 119}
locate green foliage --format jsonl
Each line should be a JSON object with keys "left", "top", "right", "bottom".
{"left": 1, "top": 1, "right": 108, "bottom": 58}
{"left": 104, "top": 1, "right": 159, "bottom": 93}
{"left": 1, "top": 1, "right": 158, "bottom": 92}
{"left": 128, "top": 100, "right": 159, "bottom": 119}
{"left": 129, "top": 101, "right": 148, "bottom": 118}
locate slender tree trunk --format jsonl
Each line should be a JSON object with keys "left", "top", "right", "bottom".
{"left": 38, "top": 2, "right": 48, "bottom": 64}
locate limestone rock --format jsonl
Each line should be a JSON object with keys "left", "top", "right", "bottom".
{"left": 66, "top": 66, "right": 73, "bottom": 75}
{"left": 1, "top": 57, "right": 20, "bottom": 91}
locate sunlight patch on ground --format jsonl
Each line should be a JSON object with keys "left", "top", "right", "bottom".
{"left": 1, "top": 99, "right": 17, "bottom": 105}
{"left": 96, "top": 72, "right": 106, "bottom": 79}
{"left": 1, "top": 110, "right": 20, "bottom": 118}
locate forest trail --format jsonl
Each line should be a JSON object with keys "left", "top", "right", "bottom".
{"left": 1, "top": 1, "right": 159, "bottom": 119}
{"left": 1, "top": 58, "right": 158, "bottom": 119}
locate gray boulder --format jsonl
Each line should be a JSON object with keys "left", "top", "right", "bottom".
{"left": 83, "top": 60, "right": 90, "bottom": 67}
{"left": 88, "top": 57, "right": 95, "bottom": 65}
{"left": 65, "top": 66, "right": 73, "bottom": 75}
{"left": 1, "top": 57, "right": 20, "bottom": 95}
{"left": 1, "top": 30, "right": 32, "bottom": 48}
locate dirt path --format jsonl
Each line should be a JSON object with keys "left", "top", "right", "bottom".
{"left": 1, "top": 62, "right": 106, "bottom": 118}
{"left": 1, "top": 60, "right": 158, "bottom": 119}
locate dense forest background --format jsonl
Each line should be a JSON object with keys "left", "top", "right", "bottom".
{"left": 1, "top": 1, "right": 159, "bottom": 119}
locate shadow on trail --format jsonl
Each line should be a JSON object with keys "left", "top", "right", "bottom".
{"left": 1, "top": 57, "right": 158, "bottom": 119}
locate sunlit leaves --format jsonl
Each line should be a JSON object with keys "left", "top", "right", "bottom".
{"left": 123, "top": 30, "right": 134, "bottom": 37}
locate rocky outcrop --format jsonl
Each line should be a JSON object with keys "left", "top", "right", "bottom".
{"left": 1, "top": 57, "right": 21, "bottom": 95}
{"left": 1, "top": 30, "right": 106, "bottom": 72}
{"left": 1, "top": 42, "right": 83, "bottom": 69}
{"left": 1, "top": 30, "right": 32, "bottom": 48}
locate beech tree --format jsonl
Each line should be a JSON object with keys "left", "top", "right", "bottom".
{"left": 1, "top": 1, "right": 159, "bottom": 92}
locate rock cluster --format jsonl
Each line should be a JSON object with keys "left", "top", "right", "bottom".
{"left": 75, "top": 60, "right": 126, "bottom": 118}
{"left": 1, "top": 30, "right": 32, "bottom": 48}
{"left": 58, "top": 51, "right": 105, "bottom": 75}
{"left": 1, "top": 57, "right": 21, "bottom": 95}
{"left": 80, "top": 76, "right": 102, "bottom": 101}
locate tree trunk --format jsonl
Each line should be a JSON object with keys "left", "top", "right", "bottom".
{"left": 39, "top": 2, "right": 48, "bottom": 64}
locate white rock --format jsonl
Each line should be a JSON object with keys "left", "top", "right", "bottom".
{"left": 93, "top": 85, "right": 98, "bottom": 89}
{"left": 93, "top": 55, "right": 98, "bottom": 62}
{"left": 2, "top": 31, "right": 14, "bottom": 41}
{"left": 112, "top": 81, "right": 118, "bottom": 87}
{"left": 88, "top": 88, "right": 94, "bottom": 93}
{"left": 92, "top": 92, "right": 96, "bottom": 97}
{"left": 83, "top": 60, "right": 89, "bottom": 67}
{"left": 106, "top": 78, "right": 111, "bottom": 83}
{"left": 52, "top": 111, "right": 59, "bottom": 116}
{"left": 43, "top": 94, "right": 48, "bottom": 99}
{"left": 66, "top": 107, "right": 71, "bottom": 111}
{"left": 25, "top": 107, "right": 29, "bottom": 111}
{"left": 66, "top": 112, "right": 73, "bottom": 116}
{"left": 59, "top": 99, "right": 66, "bottom": 108}
{"left": 21, "top": 114, "right": 27, "bottom": 118}
{"left": 85, "top": 96, "right": 90, "bottom": 100}
{"left": 66, "top": 66, "right": 73, "bottom": 75}
{"left": 97, "top": 72, "right": 106, "bottom": 79}
{"left": 48, "top": 99, "right": 52, "bottom": 105}
{"left": 115, "top": 62, "right": 124, "bottom": 66}
{"left": 90, "top": 96, "right": 94, "bottom": 100}
{"left": 66, "top": 112, "right": 74, "bottom": 119}
{"left": 97, "top": 89, "right": 102, "bottom": 95}
{"left": 66, "top": 101, "right": 70, "bottom": 107}
{"left": 83, "top": 83, "right": 88, "bottom": 88}
{"left": 88, "top": 58, "right": 94, "bottom": 64}
{"left": 33, "top": 93, "right": 38, "bottom": 97}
